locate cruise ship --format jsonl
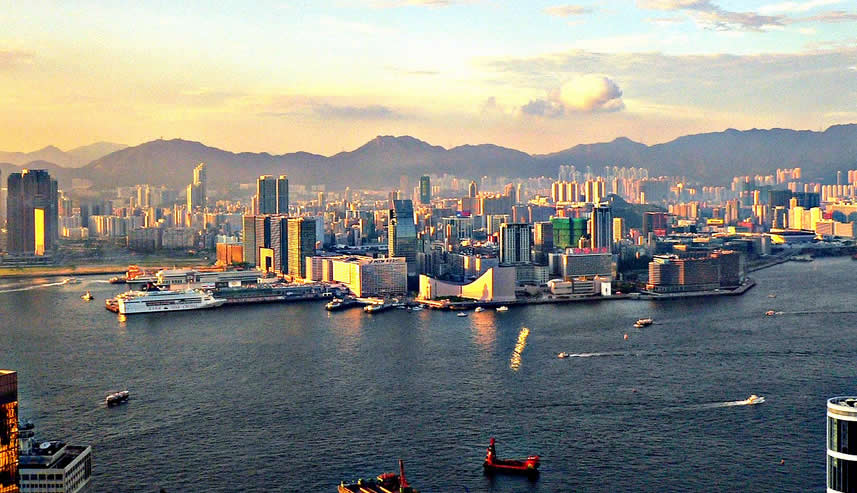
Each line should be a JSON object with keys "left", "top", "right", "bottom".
{"left": 117, "top": 288, "right": 225, "bottom": 314}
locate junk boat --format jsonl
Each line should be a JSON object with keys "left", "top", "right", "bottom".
{"left": 742, "top": 394, "right": 765, "bottom": 405}
{"left": 634, "top": 318, "right": 653, "bottom": 328}
{"left": 338, "top": 459, "right": 418, "bottom": 493}
{"left": 483, "top": 437, "right": 540, "bottom": 476}
{"left": 105, "top": 390, "right": 130, "bottom": 407}
{"left": 81, "top": 291, "right": 94, "bottom": 301}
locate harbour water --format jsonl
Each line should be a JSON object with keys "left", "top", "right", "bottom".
{"left": 2, "top": 257, "right": 856, "bottom": 492}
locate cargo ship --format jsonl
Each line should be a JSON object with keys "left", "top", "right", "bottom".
{"left": 483, "top": 438, "right": 540, "bottom": 477}
{"left": 338, "top": 460, "right": 418, "bottom": 493}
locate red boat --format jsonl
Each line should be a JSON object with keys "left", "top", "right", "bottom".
{"left": 338, "top": 459, "right": 419, "bottom": 493}
{"left": 483, "top": 437, "right": 540, "bottom": 476}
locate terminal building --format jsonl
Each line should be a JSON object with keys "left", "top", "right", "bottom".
{"left": 645, "top": 250, "right": 744, "bottom": 293}
{"left": 827, "top": 397, "right": 857, "bottom": 492}
{"left": 307, "top": 256, "right": 407, "bottom": 298}
{"left": 418, "top": 267, "right": 516, "bottom": 302}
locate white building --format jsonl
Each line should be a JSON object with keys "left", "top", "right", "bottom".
{"left": 18, "top": 440, "right": 92, "bottom": 493}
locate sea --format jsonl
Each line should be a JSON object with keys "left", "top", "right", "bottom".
{"left": 1, "top": 257, "right": 856, "bottom": 492}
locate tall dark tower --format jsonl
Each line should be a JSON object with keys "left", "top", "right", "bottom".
{"left": 277, "top": 175, "right": 289, "bottom": 215}
{"left": 419, "top": 175, "right": 431, "bottom": 205}
{"left": 468, "top": 180, "right": 478, "bottom": 198}
{"left": 590, "top": 203, "right": 612, "bottom": 250}
{"left": 6, "top": 169, "right": 58, "bottom": 255}
{"left": 388, "top": 199, "right": 417, "bottom": 282}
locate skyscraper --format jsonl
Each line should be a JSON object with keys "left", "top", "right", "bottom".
{"left": 468, "top": 180, "right": 478, "bottom": 198}
{"left": 827, "top": 397, "right": 857, "bottom": 492}
{"left": 419, "top": 175, "right": 431, "bottom": 205}
{"left": 0, "top": 370, "right": 18, "bottom": 493}
{"left": 533, "top": 221, "right": 553, "bottom": 265}
{"left": 186, "top": 162, "right": 206, "bottom": 210}
{"left": 288, "top": 217, "right": 316, "bottom": 278}
{"left": 388, "top": 199, "right": 417, "bottom": 279}
{"left": 6, "top": 169, "right": 58, "bottom": 256}
{"left": 499, "top": 223, "right": 531, "bottom": 265}
{"left": 590, "top": 203, "right": 612, "bottom": 249}
{"left": 255, "top": 175, "right": 289, "bottom": 215}
{"left": 242, "top": 215, "right": 257, "bottom": 267}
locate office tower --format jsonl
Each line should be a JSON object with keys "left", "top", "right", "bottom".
{"left": 827, "top": 397, "right": 857, "bottom": 492}
{"left": 468, "top": 180, "right": 478, "bottom": 198}
{"left": 6, "top": 169, "right": 58, "bottom": 255}
{"left": 186, "top": 162, "right": 206, "bottom": 210}
{"left": 499, "top": 223, "right": 531, "bottom": 265}
{"left": 242, "top": 215, "right": 257, "bottom": 267}
{"left": 254, "top": 216, "right": 271, "bottom": 271}
{"left": 533, "top": 221, "right": 553, "bottom": 265}
{"left": 516, "top": 183, "right": 527, "bottom": 204}
{"left": 612, "top": 217, "right": 625, "bottom": 243}
{"left": 256, "top": 175, "right": 289, "bottom": 215}
{"left": 288, "top": 217, "right": 316, "bottom": 278}
{"left": 419, "top": 176, "right": 431, "bottom": 205}
{"left": 388, "top": 199, "right": 417, "bottom": 279}
{"left": 590, "top": 204, "right": 612, "bottom": 249}
{"left": 317, "top": 191, "right": 325, "bottom": 210}
{"left": 0, "top": 370, "right": 17, "bottom": 493}
{"left": 642, "top": 212, "right": 668, "bottom": 236}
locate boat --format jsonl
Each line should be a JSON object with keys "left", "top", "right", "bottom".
{"left": 364, "top": 303, "right": 393, "bottom": 313}
{"left": 496, "top": 306, "right": 509, "bottom": 312}
{"left": 634, "top": 318, "right": 653, "bottom": 327}
{"left": 742, "top": 394, "right": 765, "bottom": 405}
{"left": 557, "top": 352, "right": 569, "bottom": 359}
{"left": 457, "top": 312, "right": 468, "bottom": 317}
{"left": 105, "top": 297, "right": 119, "bottom": 313}
{"left": 339, "top": 460, "right": 418, "bottom": 493}
{"left": 768, "top": 294, "right": 777, "bottom": 298}
{"left": 116, "top": 286, "right": 225, "bottom": 314}
{"left": 105, "top": 390, "right": 129, "bottom": 407}
{"left": 474, "top": 306, "right": 485, "bottom": 313}
{"left": 765, "top": 310, "right": 776, "bottom": 316}
{"left": 410, "top": 306, "right": 423, "bottom": 312}
{"left": 64, "top": 277, "right": 81, "bottom": 285}
{"left": 81, "top": 291, "right": 94, "bottom": 301}
{"left": 326, "top": 298, "right": 360, "bottom": 311}
{"left": 483, "top": 438, "right": 540, "bottom": 476}
{"left": 108, "top": 276, "right": 126, "bottom": 284}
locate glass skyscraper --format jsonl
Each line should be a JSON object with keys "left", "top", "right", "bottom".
{"left": 288, "top": 217, "right": 316, "bottom": 278}
{"left": 419, "top": 175, "right": 431, "bottom": 205}
{"left": 0, "top": 370, "right": 18, "bottom": 493}
{"left": 6, "top": 169, "right": 58, "bottom": 256}
{"left": 388, "top": 200, "right": 417, "bottom": 279}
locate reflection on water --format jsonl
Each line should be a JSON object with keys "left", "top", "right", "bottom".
{"left": 509, "top": 327, "right": 530, "bottom": 371}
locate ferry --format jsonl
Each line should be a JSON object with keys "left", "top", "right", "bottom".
{"left": 117, "top": 288, "right": 225, "bottom": 314}
{"left": 483, "top": 438, "right": 540, "bottom": 477}
{"left": 339, "top": 460, "right": 418, "bottom": 493}
{"left": 105, "top": 390, "right": 129, "bottom": 407}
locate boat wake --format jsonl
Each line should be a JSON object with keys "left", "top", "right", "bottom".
{"left": 563, "top": 351, "right": 629, "bottom": 358}
{"left": 695, "top": 397, "right": 766, "bottom": 409}
{"left": 0, "top": 280, "right": 68, "bottom": 294}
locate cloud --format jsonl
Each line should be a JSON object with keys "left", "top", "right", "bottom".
{"left": 799, "top": 10, "right": 857, "bottom": 22}
{"left": 544, "top": 5, "right": 593, "bottom": 17}
{"left": 0, "top": 49, "right": 35, "bottom": 69}
{"left": 369, "top": 0, "right": 473, "bottom": 7}
{"left": 636, "top": 0, "right": 785, "bottom": 31}
{"left": 260, "top": 100, "right": 405, "bottom": 120}
{"left": 644, "top": 15, "right": 686, "bottom": 25}
{"left": 758, "top": 0, "right": 841, "bottom": 15}
{"left": 520, "top": 75, "right": 625, "bottom": 117}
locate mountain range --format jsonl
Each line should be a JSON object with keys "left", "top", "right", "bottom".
{"left": 2, "top": 125, "right": 857, "bottom": 192}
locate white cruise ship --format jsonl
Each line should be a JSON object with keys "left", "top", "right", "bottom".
{"left": 117, "top": 288, "right": 225, "bottom": 314}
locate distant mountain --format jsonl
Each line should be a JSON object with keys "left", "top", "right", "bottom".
{"left": 0, "top": 142, "right": 126, "bottom": 168}
{"left": 8, "top": 125, "right": 857, "bottom": 191}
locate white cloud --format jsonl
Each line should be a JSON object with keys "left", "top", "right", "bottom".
{"left": 544, "top": 5, "right": 593, "bottom": 17}
{"left": 758, "top": 0, "right": 842, "bottom": 15}
{"left": 636, "top": 0, "right": 785, "bottom": 31}
{"left": 520, "top": 74, "right": 625, "bottom": 117}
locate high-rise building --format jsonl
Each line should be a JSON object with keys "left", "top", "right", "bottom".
{"left": 6, "top": 169, "right": 58, "bottom": 256}
{"left": 186, "top": 162, "right": 206, "bottom": 210}
{"left": 499, "top": 223, "right": 531, "bottom": 265}
{"left": 0, "top": 370, "right": 18, "bottom": 493}
{"left": 255, "top": 175, "right": 289, "bottom": 215}
{"left": 242, "top": 215, "right": 257, "bottom": 267}
{"left": 419, "top": 176, "right": 431, "bottom": 205}
{"left": 468, "top": 180, "right": 478, "bottom": 198}
{"left": 288, "top": 217, "right": 316, "bottom": 278}
{"left": 612, "top": 217, "right": 625, "bottom": 243}
{"left": 590, "top": 204, "right": 612, "bottom": 249}
{"left": 533, "top": 221, "right": 554, "bottom": 265}
{"left": 388, "top": 200, "right": 417, "bottom": 280}
{"left": 827, "top": 397, "right": 857, "bottom": 492}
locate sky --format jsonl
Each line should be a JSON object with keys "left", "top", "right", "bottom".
{"left": 2, "top": 0, "right": 857, "bottom": 155}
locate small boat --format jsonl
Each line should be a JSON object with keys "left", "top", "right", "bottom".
{"left": 768, "top": 294, "right": 777, "bottom": 298}
{"left": 81, "top": 291, "right": 94, "bottom": 301}
{"left": 457, "top": 312, "right": 468, "bottom": 317}
{"left": 64, "top": 277, "right": 81, "bottom": 285}
{"left": 483, "top": 438, "right": 540, "bottom": 476}
{"left": 411, "top": 306, "right": 423, "bottom": 312}
{"left": 105, "top": 390, "right": 130, "bottom": 407}
{"left": 474, "top": 306, "right": 485, "bottom": 313}
{"left": 108, "top": 276, "right": 126, "bottom": 284}
{"left": 765, "top": 310, "right": 776, "bottom": 316}
{"left": 742, "top": 394, "right": 765, "bottom": 405}
{"left": 634, "top": 318, "right": 653, "bottom": 327}
{"left": 496, "top": 306, "right": 509, "bottom": 312}
{"left": 339, "top": 460, "right": 418, "bottom": 493}
{"left": 557, "top": 352, "right": 569, "bottom": 359}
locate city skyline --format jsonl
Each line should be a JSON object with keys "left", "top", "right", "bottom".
{"left": 2, "top": 1, "right": 857, "bottom": 155}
